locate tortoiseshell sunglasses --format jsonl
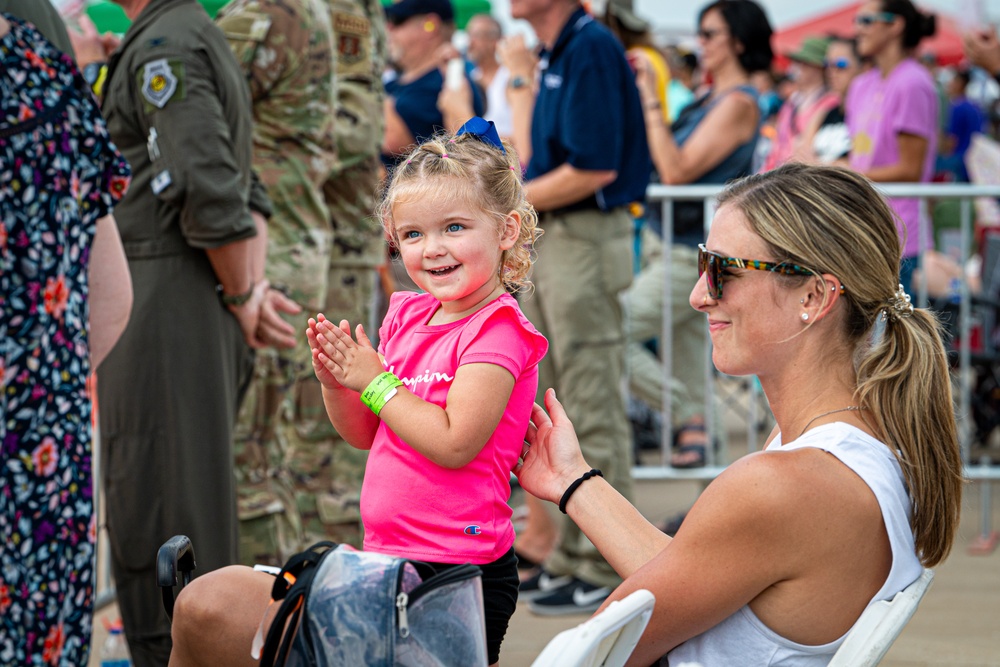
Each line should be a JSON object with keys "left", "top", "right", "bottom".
{"left": 697, "top": 244, "right": 815, "bottom": 300}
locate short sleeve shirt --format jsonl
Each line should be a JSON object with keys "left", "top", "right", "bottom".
{"left": 382, "top": 66, "right": 484, "bottom": 167}
{"left": 362, "top": 292, "right": 548, "bottom": 564}
{"left": 526, "top": 8, "right": 650, "bottom": 210}
{"left": 846, "top": 59, "right": 938, "bottom": 257}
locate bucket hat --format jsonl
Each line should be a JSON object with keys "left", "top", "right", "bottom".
{"left": 607, "top": 0, "right": 650, "bottom": 33}
{"left": 787, "top": 37, "right": 832, "bottom": 68}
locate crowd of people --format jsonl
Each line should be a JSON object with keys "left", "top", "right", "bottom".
{"left": 2, "top": 0, "right": 995, "bottom": 664}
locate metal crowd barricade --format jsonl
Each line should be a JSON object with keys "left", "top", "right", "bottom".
{"left": 633, "top": 182, "right": 1000, "bottom": 545}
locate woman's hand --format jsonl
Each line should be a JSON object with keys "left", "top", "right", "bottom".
{"left": 309, "top": 318, "right": 384, "bottom": 392}
{"left": 630, "top": 50, "right": 659, "bottom": 107}
{"left": 515, "top": 389, "right": 592, "bottom": 504}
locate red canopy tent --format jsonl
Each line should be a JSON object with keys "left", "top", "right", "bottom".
{"left": 772, "top": 2, "right": 966, "bottom": 70}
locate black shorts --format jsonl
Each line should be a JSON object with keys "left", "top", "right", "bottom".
{"left": 426, "top": 547, "right": 519, "bottom": 664}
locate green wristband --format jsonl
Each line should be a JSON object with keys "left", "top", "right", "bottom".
{"left": 361, "top": 372, "right": 403, "bottom": 415}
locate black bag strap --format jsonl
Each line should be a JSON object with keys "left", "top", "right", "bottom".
{"left": 258, "top": 541, "right": 338, "bottom": 667}
{"left": 269, "top": 541, "right": 337, "bottom": 601}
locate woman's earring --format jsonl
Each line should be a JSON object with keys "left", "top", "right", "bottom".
{"left": 799, "top": 298, "right": 805, "bottom": 304}
{"left": 801, "top": 313, "right": 809, "bottom": 322}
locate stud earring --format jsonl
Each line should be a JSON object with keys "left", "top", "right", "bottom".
{"left": 801, "top": 313, "right": 809, "bottom": 322}
{"left": 800, "top": 298, "right": 805, "bottom": 304}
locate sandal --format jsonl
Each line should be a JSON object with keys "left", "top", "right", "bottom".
{"left": 671, "top": 423, "right": 708, "bottom": 468}
{"left": 671, "top": 444, "right": 706, "bottom": 468}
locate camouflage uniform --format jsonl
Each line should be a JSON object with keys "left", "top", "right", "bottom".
{"left": 215, "top": 0, "right": 338, "bottom": 566}
{"left": 283, "top": 0, "right": 388, "bottom": 551}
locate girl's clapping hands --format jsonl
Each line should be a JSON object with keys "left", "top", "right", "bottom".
{"left": 307, "top": 315, "right": 384, "bottom": 392}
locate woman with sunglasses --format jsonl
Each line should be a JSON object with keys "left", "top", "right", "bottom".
{"left": 515, "top": 162, "right": 963, "bottom": 665}
{"left": 846, "top": 0, "right": 938, "bottom": 293}
{"left": 628, "top": 0, "right": 772, "bottom": 468}
{"left": 801, "top": 37, "right": 865, "bottom": 164}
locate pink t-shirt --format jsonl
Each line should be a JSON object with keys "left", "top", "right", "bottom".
{"left": 362, "top": 291, "right": 548, "bottom": 564}
{"left": 846, "top": 59, "right": 938, "bottom": 258}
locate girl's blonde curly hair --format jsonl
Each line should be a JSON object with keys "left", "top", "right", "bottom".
{"left": 376, "top": 130, "right": 541, "bottom": 293}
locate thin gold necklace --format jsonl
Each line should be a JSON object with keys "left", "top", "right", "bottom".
{"left": 795, "top": 406, "right": 860, "bottom": 440}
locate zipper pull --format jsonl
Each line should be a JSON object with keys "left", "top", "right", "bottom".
{"left": 396, "top": 592, "right": 410, "bottom": 638}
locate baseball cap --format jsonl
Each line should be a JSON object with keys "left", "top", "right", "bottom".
{"left": 384, "top": 0, "right": 455, "bottom": 24}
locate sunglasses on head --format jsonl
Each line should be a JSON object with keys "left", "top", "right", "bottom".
{"left": 697, "top": 244, "right": 816, "bottom": 300}
{"left": 854, "top": 11, "right": 897, "bottom": 27}
{"left": 825, "top": 57, "right": 852, "bottom": 70}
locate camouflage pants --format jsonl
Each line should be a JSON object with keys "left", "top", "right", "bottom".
{"left": 285, "top": 261, "right": 380, "bottom": 552}
{"left": 236, "top": 264, "right": 380, "bottom": 564}
{"left": 234, "top": 189, "right": 332, "bottom": 566}
{"left": 234, "top": 345, "right": 310, "bottom": 566}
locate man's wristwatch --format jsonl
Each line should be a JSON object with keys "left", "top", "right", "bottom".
{"left": 218, "top": 282, "right": 255, "bottom": 307}
{"left": 508, "top": 75, "right": 529, "bottom": 90}
{"left": 82, "top": 62, "right": 107, "bottom": 95}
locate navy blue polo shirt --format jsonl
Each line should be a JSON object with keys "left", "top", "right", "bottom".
{"left": 382, "top": 67, "right": 485, "bottom": 167}
{"left": 526, "top": 8, "right": 650, "bottom": 210}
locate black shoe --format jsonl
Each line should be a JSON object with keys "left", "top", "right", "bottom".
{"left": 518, "top": 569, "right": 573, "bottom": 602}
{"left": 527, "top": 577, "right": 611, "bottom": 616}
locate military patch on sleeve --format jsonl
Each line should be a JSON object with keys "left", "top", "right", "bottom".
{"left": 139, "top": 58, "right": 183, "bottom": 110}
{"left": 334, "top": 13, "right": 370, "bottom": 66}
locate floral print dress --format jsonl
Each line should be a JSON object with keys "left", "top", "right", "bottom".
{"left": 0, "top": 15, "right": 130, "bottom": 666}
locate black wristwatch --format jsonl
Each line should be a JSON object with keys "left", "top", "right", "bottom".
{"left": 508, "top": 75, "right": 529, "bottom": 90}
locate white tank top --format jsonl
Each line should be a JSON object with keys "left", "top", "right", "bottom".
{"left": 665, "top": 423, "right": 924, "bottom": 666}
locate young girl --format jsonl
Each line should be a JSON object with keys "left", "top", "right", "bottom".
{"left": 306, "top": 117, "right": 546, "bottom": 666}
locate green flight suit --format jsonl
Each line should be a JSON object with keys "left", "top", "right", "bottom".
{"left": 95, "top": 1, "right": 268, "bottom": 664}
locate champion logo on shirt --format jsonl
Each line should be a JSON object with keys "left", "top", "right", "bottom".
{"left": 464, "top": 525, "right": 483, "bottom": 536}
{"left": 385, "top": 365, "right": 455, "bottom": 388}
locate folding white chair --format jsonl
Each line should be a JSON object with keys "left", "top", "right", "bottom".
{"left": 530, "top": 589, "right": 655, "bottom": 667}
{"left": 828, "top": 568, "right": 935, "bottom": 667}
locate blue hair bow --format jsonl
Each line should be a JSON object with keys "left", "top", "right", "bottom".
{"left": 455, "top": 116, "right": 506, "bottom": 154}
